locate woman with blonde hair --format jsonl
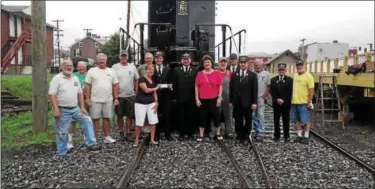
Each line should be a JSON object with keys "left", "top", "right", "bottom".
{"left": 133, "top": 64, "right": 159, "bottom": 147}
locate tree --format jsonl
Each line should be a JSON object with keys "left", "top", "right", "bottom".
{"left": 102, "top": 33, "right": 136, "bottom": 67}
{"left": 31, "top": 1, "right": 48, "bottom": 133}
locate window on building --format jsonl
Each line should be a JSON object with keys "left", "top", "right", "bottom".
{"left": 95, "top": 42, "right": 98, "bottom": 47}
{"left": 75, "top": 49, "right": 81, "bottom": 56}
{"left": 96, "top": 49, "right": 101, "bottom": 54}
{"left": 79, "top": 42, "right": 83, "bottom": 47}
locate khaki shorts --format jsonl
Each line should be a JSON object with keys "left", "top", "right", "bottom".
{"left": 90, "top": 101, "right": 114, "bottom": 119}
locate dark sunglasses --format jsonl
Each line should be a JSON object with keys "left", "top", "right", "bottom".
{"left": 278, "top": 68, "right": 285, "bottom": 71}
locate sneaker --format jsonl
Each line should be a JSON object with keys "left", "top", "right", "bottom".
{"left": 104, "top": 136, "right": 116, "bottom": 143}
{"left": 300, "top": 137, "right": 309, "bottom": 144}
{"left": 87, "top": 145, "right": 101, "bottom": 151}
{"left": 67, "top": 141, "right": 74, "bottom": 150}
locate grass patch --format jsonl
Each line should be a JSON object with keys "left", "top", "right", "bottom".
{"left": 1, "top": 74, "right": 55, "bottom": 100}
{"left": 1, "top": 110, "right": 56, "bottom": 149}
{"left": 1, "top": 74, "right": 56, "bottom": 149}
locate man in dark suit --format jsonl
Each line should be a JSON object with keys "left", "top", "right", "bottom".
{"left": 270, "top": 63, "right": 293, "bottom": 142}
{"left": 153, "top": 51, "right": 173, "bottom": 141}
{"left": 226, "top": 53, "right": 240, "bottom": 73}
{"left": 229, "top": 55, "right": 258, "bottom": 143}
{"left": 172, "top": 53, "right": 199, "bottom": 140}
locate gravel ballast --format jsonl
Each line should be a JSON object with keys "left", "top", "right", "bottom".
{"left": 1, "top": 128, "right": 136, "bottom": 188}
{"left": 128, "top": 138, "right": 242, "bottom": 188}
{"left": 311, "top": 113, "right": 375, "bottom": 167}
{"left": 254, "top": 139, "right": 374, "bottom": 188}
{"left": 226, "top": 140, "right": 266, "bottom": 188}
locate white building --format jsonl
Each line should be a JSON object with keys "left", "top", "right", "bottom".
{"left": 305, "top": 41, "right": 349, "bottom": 62}
{"left": 350, "top": 43, "right": 374, "bottom": 55}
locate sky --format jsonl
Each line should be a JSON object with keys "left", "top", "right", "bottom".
{"left": 2, "top": 0, "right": 374, "bottom": 54}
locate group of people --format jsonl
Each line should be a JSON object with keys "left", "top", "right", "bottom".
{"left": 48, "top": 51, "right": 315, "bottom": 156}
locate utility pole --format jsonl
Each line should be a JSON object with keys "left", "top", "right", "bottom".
{"left": 126, "top": 0, "right": 131, "bottom": 47}
{"left": 83, "top": 28, "right": 92, "bottom": 36}
{"left": 300, "top": 38, "right": 306, "bottom": 61}
{"left": 31, "top": 0, "right": 48, "bottom": 133}
{"left": 52, "top": 19, "right": 63, "bottom": 70}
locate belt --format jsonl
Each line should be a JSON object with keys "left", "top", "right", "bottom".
{"left": 58, "top": 106, "right": 77, "bottom": 109}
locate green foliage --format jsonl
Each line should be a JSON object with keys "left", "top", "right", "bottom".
{"left": 102, "top": 33, "right": 136, "bottom": 67}
{"left": 1, "top": 75, "right": 56, "bottom": 149}
{"left": 1, "top": 111, "right": 55, "bottom": 149}
{"left": 1, "top": 74, "right": 54, "bottom": 100}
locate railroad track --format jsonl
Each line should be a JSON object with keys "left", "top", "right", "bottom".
{"left": 264, "top": 101, "right": 375, "bottom": 177}
{"left": 1, "top": 91, "right": 32, "bottom": 116}
{"left": 218, "top": 138, "right": 273, "bottom": 188}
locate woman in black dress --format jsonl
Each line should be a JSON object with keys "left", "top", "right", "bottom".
{"left": 133, "top": 64, "right": 159, "bottom": 147}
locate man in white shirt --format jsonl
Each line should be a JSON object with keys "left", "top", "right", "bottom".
{"left": 112, "top": 50, "right": 140, "bottom": 141}
{"left": 85, "top": 53, "right": 119, "bottom": 143}
{"left": 49, "top": 60, "right": 99, "bottom": 156}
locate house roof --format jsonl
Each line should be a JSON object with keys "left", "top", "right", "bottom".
{"left": 265, "top": 49, "right": 301, "bottom": 65}
{"left": 69, "top": 35, "right": 107, "bottom": 48}
{"left": 1, "top": 5, "right": 56, "bottom": 29}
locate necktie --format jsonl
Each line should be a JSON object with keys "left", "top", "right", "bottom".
{"left": 241, "top": 70, "right": 244, "bottom": 78}
{"left": 232, "top": 67, "right": 235, "bottom": 72}
{"left": 279, "top": 75, "right": 283, "bottom": 81}
{"left": 185, "top": 66, "right": 188, "bottom": 73}
{"left": 158, "top": 65, "right": 162, "bottom": 76}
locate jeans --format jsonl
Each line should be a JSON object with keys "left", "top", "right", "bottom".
{"left": 54, "top": 106, "right": 96, "bottom": 155}
{"left": 253, "top": 96, "right": 265, "bottom": 135}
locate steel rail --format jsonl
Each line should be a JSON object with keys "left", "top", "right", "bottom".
{"left": 217, "top": 140, "right": 253, "bottom": 188}
{"left": 264, "top": 101, "right": 375, "bottom": 175}
{"left": 115, "top": 137, "right": 148, "bottom": 188}
{"left": 248, "top": 136, "right": 273, "bottom": 189}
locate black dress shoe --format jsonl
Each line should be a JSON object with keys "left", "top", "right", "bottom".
{"left": 165, "top": 134, "right": 173, "bottom": 141}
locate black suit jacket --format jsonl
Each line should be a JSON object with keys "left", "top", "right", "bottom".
{"left": 226, "top": 65, "right": 240, "bottom": 73}
{"left": 229, "top": 70, "right": 258, "bottom": 108}
{"left": 153, "top": 64, "right": 173, "bottom": 95}
{"left": 270, "top": 75, "right": 293, "bottom": 106}
{"left": 172, "top": 65, "right": 199, "bottom": 103}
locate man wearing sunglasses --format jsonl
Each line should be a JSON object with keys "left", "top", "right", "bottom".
{"left": 270, "top": 63, "right": 293, "bottom": 142}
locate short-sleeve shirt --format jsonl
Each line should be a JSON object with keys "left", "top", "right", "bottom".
{"left": 255, "top": 70, "right": 271, "bottom": 96}
{"left": 48, "top": 73, "right": 82, "bottom": 107}
{"left": 85, "top": 67, "right": 119, "bottom": 103}
{"left": 292, "top": 72, "right": 314, "bottom": 104}
{"left": 195, "top": 70, "right": 222, "bottom": 99}
{"left": 73, "top": 72, "right": 86, "bottom": 91}
{"left": 135, "top": 76, "right": 156, "bottom": 104}
{"left": 112, "top": 63, "right": 140, "bottom": 98}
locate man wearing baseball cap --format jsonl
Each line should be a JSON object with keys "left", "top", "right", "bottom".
{"left": 270, "top": 63, "right": 293, "bottom": 142}
{"left": 112, "top": 50, "right": 140, "bottom": 141}
{"left": 291, "top": 60, "right": 314, "bottom": 144}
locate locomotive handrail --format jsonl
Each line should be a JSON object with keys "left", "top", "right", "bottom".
{"left": 119, "top": 27, "right": 143, "bottom": 46}
{"left": 215, "top": 29, "right": 246, "bottom": 48}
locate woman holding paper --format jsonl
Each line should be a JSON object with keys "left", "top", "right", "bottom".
{"left": 133, "top": 64, "right": 159, "bottom": 147}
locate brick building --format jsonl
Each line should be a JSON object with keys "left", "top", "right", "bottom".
{"left": 1, "top": 5, "right": 55, "bottom": 74}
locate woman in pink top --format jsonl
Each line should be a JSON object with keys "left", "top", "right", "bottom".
{"left": 195, "top": 55, "right": 223, "bottom": 142}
